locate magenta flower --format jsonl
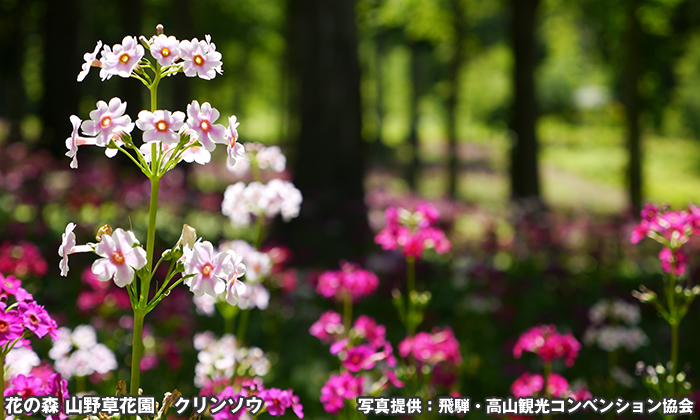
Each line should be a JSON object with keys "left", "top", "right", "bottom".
{"left": 513, "top": 324, "right": 581, "bottom": 367}
{"left": 5, "top": 374, "right": 45, "bottom": 400}
{"left": 260, "top": 388, "right": 292, "bottom": 416}
{"left": 136, "top": 109, "right": 186, "bottom": 146}
{"left": 320, "top": 372, "right": 363, "bottom": 415}
{"left": 659, "top": 247, "right": 688, "bottom": 276}
{"left": 186, "top": 101, "right": 227, "bottom": 151}
{"left": 309, "top": 311, "right": 343, "bottom": 343}
{"left": 45, "top": 373, "right": 69, "bottom": 420}
{"left": 342, "top": 345, "right": 376, "bottom": 372}
{"left": 101, "top": 36, "right": 145, "bottom": 79}
{"left": 92, "top": 228, "right": 147, "bottom": 288}
{"left": 212, "top": 386, "right": 244, "bottom": 420}
{"left": 315, "top": 262, "right": 379, "bottom": 302}
{"left": 151, "top": 34, "right": 181, "bottom": 67}
{"left": 81, "top": 98, "right": 134, "bottom": 147}
{"left": 179, "top": 36, "right": 223, "bottom": 80}
{"left": 353, "top": 316, "right": 386, "bottom": 349}
{"left": 511, "top": 372, "right": 544, "bottom": 398}
{"left": 398, "top": 327, "right": 462, "bottom": 366}
{"left": 18, "top": 301, "right": 53, "bottom": 338}
{"left": 0, "top": 310, "right": 23, "bottom": 346}
{"left": 374, "top": 202, "right": 451, "bottom": 259}
{"left": 0, "top": 275, "right": 22, "bottom": 296}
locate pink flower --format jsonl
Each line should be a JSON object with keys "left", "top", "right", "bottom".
{"left": 513, "top": 325, "right": 581, "bottom": 367}
{"left": 5, "top": 374, "right": 45, "bottom": 400}
{"left": 17, "top": 301, "right": 53, "bottom": 338}
{"left": 81, "top": 97, "right": 134, "bottom": 147}
{"left": 101, "top": 36, "right": 145, "bottom": 79}
{"left": 353, "top": 316, "right": 386, "bottom": 349}
{"left": 341, "top": 345, "right": 376, "bottom": 372}
{"left": 0, "top": 310, "right": 23, "bottom": 346}
{"left": 225, "top": 115, "right": 245, "bottom": 169}
{"left": 511, "top": 372, "right": 577, "bottom": 399}
{"left": 398, "top": 327, "right": 462, "bottom": 366}
{"left": 309, "top": 311, "right": 343, "bottom": 344}
{"left": 151, "top": 35, "right": 181, "bottom": 67}
{"left": 223, "top": 250, "right": 247, "bottom": 306}
{"left": 136, "top": 109, "right": 186, "bottom": 145}
{"left": 260, "top": 388, "right": 292, "bottom": 416}
{"left": 0, "top": 242, "right": 48, "bottom": 279}
{"left": 659, "top": 247, "right": 688, "bottom": 276}
{"left": 186, "top": 101, "right": 227, "bottom": 151}
{"left": 92, "top": 228, "right": 147, "bottom": 288}
{"left": 374, "top": 203, "right": 451, "bottom": 259}
{"left": 315, "top": 262, "right": 379, "bottom": 302}
{"left": 77, "top": 41, "right": 102, "bottom": 82}
{"left": 58, "top": 223, "right": 76, "bottom": 276}
{"left": 511, "top": 372, "right": 544, "bottom": 398}
{"left": 320, "top": 372, "right": 363, "bottom": 415}
{"left": 179, "top": 35, "right": 223, "bottom": 80}
{"left": 211, "top": 386, "right": 245, "bottom": 420}
{"left": 183, "top": 241, "right": 231, "bottom": 298}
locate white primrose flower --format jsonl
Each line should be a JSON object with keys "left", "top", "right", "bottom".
{"left": 72, "top": 324, "right": 97, "bottom": 349}
{"left": 151, "top": 34, "right": 181, "bottom": 67}
{"left": 182, "top": 142, "right": 211, "bottom": 165}
{"left": 50, "top": 325, "right": 118, "bottom": 380}
{"left": 92, "top": 228, "right": 147, "bottom": 288}
{"left": 136, "top": 109, "right": 186, "bottom": 146}
{"left": 225, "top": 116, "right": 245, "bottom": 169}
{"left": 81, "top": 97, "right": 135, "bottom": 148}
{"left": 183, "top": 241, "right": 231, "bottom": 298}
{"left": 5, "top": 347, "right": 40, "bottom": 381}
{"left": 238, "top": 283, "right": 270, "bottom": 310}
{"left": 179, "top": 35, "right": 223, "bottom": 80}
{"left": 77, "top": 40, "right": 102, "bottom": 82}
{"left": 58, "top": 222, "right": 93, "bottom": 276}
{"left": 224, "top": 250, "right": 246, "bottom": 306}
{"left": 256, "top": 145, "right": 286, "bottom": 172}
{"left": 186, "top": 101, "right": 227, "bottom": 151}
{"left": 221, "top": 182, "right": 252, "bottom": 227}
{"left": 101, "top": 36, "right": 145, "bottom": 79}
{"left": 193, "top": 294, "right": 217, "bottom": 316}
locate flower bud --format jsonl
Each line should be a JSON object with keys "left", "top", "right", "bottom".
{"left": 156, "top": 24, "right": 164, "bottom": 35}
{"left": 96, "top": 224, "right": 113, "bottom": 241}
{"left": 175, "top": 224, "right": 197, "bottom": 249}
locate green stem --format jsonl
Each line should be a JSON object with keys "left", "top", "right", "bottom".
{"left": 144, "top": 177, "right": 161, "bottom": 304}
{"left": 668, "top": 272, "right": 678, "bottom": 398}
{"left": 543, "top": 361, "right": 552, "bottom": 420}
{"left": 343, "top": 293, "right": 353, "bottom": 335}
{"left": 76, "top": 375, "right": 86, "bottom": 394}
{"left": 130, "top": 310, "right": 146, "bottom": 396}
{"left": 237, "top": 309, "right": 250, "bottom": 344}
{"left": 1, "top": 354, "right": 5, "bottom": 420}
{"left": 406, "top": 256, "right": 416, "bottom": 336}
{"left": 150, "top": 75, "right": 161, "bottom": 112}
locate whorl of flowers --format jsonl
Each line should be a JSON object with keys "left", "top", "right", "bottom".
{"left": 398, "top": 326, "right": 462, "bottom": 366}
{"left": 227, "top": 142, "right": 287, "bottom": 176}
{"left": 630, "top": 203, "right": 700, "bottom": 276}
{"left": 0, "top": 273, "right": 58, "bottom": 347}
{"left": 0, "top": 241, "right": 48, "bottom": 279}
{"left": 315, "top": 261, "right": 379, "bottom": 302}
{"left": 374, "top": 202, "right": 451, "bottom": 259}
{"left": 48, "top": 324, "right": 117, "bottom": 380}
{"left": 193, "top": 332, "right": 270, "bottom": 389}
{"left": 583, "top": 299, "right": 648, "bottom": 353}
{"left": 5, "top": 371, "right": 69, "bottom": 417}
{"left": 513, "top": 324, "right": 581, "bottom": 367}
{"left": 221, "top": 179, "right": 302, "bottom": 227}
{"left": 510, "top": 372, "right": 591, "bottom": 400}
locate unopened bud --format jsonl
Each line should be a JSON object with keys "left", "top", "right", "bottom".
{"left": 176, "top": 224, "right": 197, "bottom": 249}
{"left": 96, "top": 224, "right": 112, "bottom": 241}
{"left": 156, "top": 24, "right": 164, "bottom": 35}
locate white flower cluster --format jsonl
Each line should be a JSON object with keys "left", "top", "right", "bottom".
{"left": 193, "top": 332, "right": 270, "bottom": 387}
{"left": 219, "top": 240, "right": 272, "bottom": 283}
{"left": 227, "top": 143, "right": 286, "bottom": 176}
{"left": 584, "top": 299, "right": 648, "bottom": 353}
{"left": 222, "top": 180, "right": 302, "bottom": 227}
{"left": 49, "top": 325, "right": 118, "bottom": 379}
{"left": 5, "top": 347, "right": 40, "bottom": 380}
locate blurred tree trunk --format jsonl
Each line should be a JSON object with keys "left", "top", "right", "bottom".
{"left": 447, "top": 0, "right": 466, "bottom": 199}
{"left": 406, "top": 41, "right": 422, "bottom": 190}
{"left": 41, "top": 0, "right": 79, "bottom": 157}
{"left": 509, "top": 0, "right": 541, "bottom": 201}
{"left": 625, "top": 0, "right": 642, "bottom": 213}
{"left": 0, "top": 0, "right": 28, "bottom": 143}
{"left": 286, "top": 0, "right": 370, "bottom": 265}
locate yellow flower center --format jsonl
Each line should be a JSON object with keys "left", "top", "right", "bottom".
{"left": 202, "top": 263, "right": 213, "bottom": 277}
{"left": 161, "top": 48, "right": 171, "bottom": 57}
{"left": 101, "top": 116, "right": 112, "bottom": 128}
{"left": 119, "top": 53, "right": 130, "bottom": 64}
{"left": 156, "top": 120, "right": 169, "bottom": 132}
{"left": 194, "top": 55, "right": 205, "bottom": 66}
{"left": 200, "top": 121, "right": 210, "bottom": 132}
{"left": 111, "top": 251, "right": 125, "bottom": 265}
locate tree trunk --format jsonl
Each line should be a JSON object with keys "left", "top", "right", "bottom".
{"left": 41, "top": 0, "right": 79, "bottom": 157}
{"left": 447, "top": 0, "right": 466, "bottom": 199}
{"left": 0, "top": 0, "right": 27, "bottom": 144}
{"left": 509, "top": 0, "right": 541, "bottom": 201}
{"left": 625, "top": 0, "right": 643, "bottom": 213}
{"left": 286, "top": 0, "right": 370, "bottom": 265}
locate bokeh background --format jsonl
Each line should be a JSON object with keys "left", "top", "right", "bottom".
{"left": 2, "top": 0, "right": 700, "bottom": 418}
